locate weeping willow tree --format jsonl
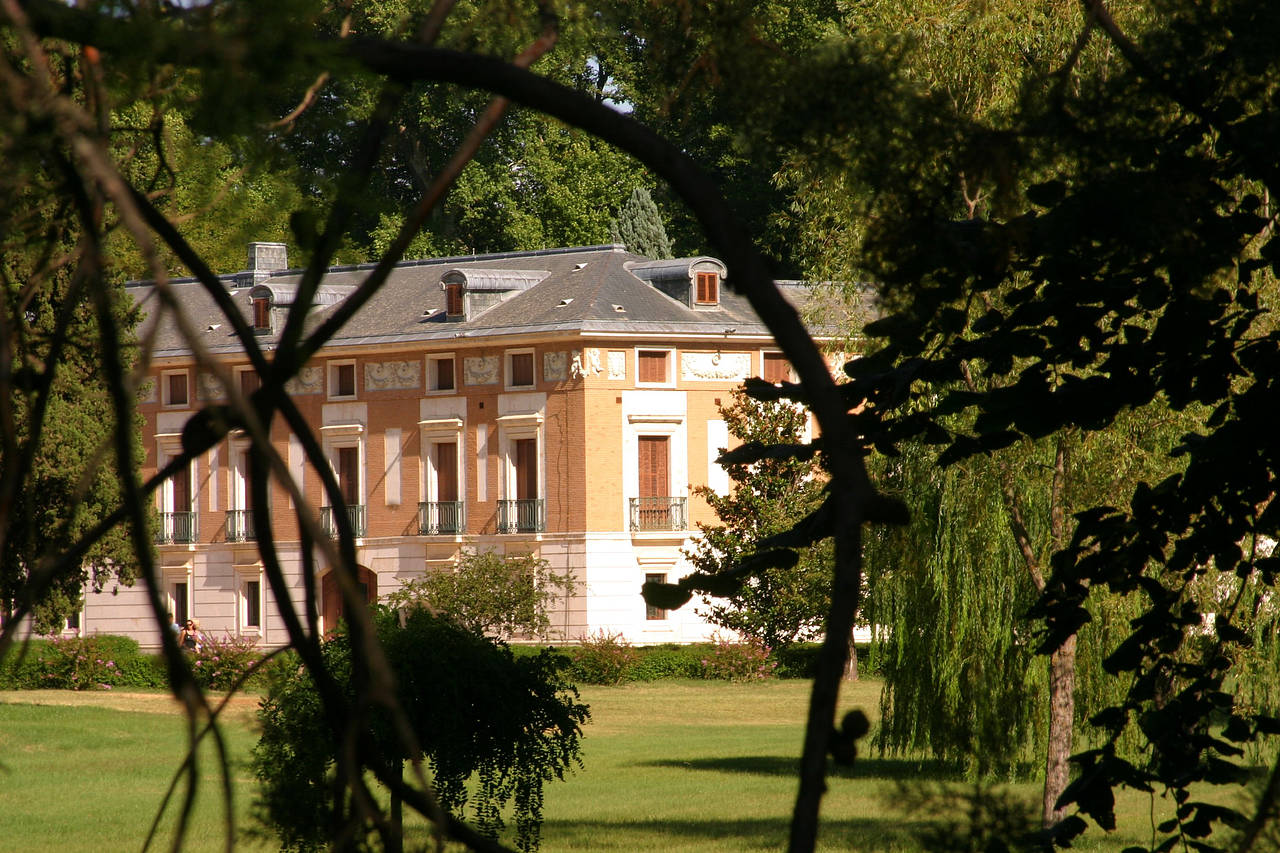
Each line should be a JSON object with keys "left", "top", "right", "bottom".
{"left": 864, "top": 404, "right": 1199, "bottom": 813}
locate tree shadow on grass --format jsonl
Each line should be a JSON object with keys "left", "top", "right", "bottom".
{"left": 542, "top": 815, "right": 930, "bottom": 851}
{"left": 639, "top": 755, "right": 964, "bottom": 781}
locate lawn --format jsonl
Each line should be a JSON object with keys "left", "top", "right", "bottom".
{"left": 0, "top": 680, "right": 1223, "bottom": 852}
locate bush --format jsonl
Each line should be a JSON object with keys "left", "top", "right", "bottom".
{"left": 35, "top": 635, "right": 127, "bottom": 690}
{"left": 628, "top": 644, "right": 704, "bottom": 681}
{"left": 191, "top": 633, "right": 269, "bottom": 692}
{"left": 0, "top": 639, "right": 50, "bottom": 688}
{"left": 699, "top": 635, "right": 776, "bottom": 682}
{"left": 566, "top": 631, "right": 637, "bottom": 685}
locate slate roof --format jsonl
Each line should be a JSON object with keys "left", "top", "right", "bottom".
{"left": 129, "top": 244, "right": 823, "bottom": 359}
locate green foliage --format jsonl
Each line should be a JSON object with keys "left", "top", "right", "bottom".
{"left": 609, "top": 186, "right": 672, "bottom": 259}
{"left": 385, "top": 549, "right": 573, "bottom": 641}
{"left": 686, "top": 390, "right": 831, "bottom": 648}
{"left": 563, "top": 631, "right": 637, "bottom": 686}
{"left": 8, "top": 635, "right": 164, "bottom": 690}
{"left": 698, "top": 635, "right": 777, "bottom": 683}
{"left": 625, "top": 644, "right": 704, "bottom": 682}
{"left": 189, "top": 634, "right": 268, "bottom": 693}
{"left": 252, "top": 608, "right": 587, "bottom": 853}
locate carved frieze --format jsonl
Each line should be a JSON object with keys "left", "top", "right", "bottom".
{"left": 570, "top": 349, "right": 603, "bottom": 379}
{"left": 365, "top": 360, "right": 420, "bottom": 391}
{"left": 681, "top": 351, "right": 750, "bottom": 381}
{"left": 285, "top": 366, "right": 323, "bottom": 395}
{"left": 464, "top": 355, "right": 499, "bottom": 385}
{"left": 607, "top": 350, "right": 626, "bottom": 380}
{"left": 138, "top": 379, "right": 157, "bottom": 404}
{"left": 543, "top": 351, "right": 568, "bottom": 382}
{"left": 196, "top": 372, "right": 225, "bottom": 401}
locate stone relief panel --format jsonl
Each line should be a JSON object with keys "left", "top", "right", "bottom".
{"left": 196, "top": 372, "right": 225, "bottom": 401}
{"left": 138, "top": 379, "right": 157, "bottom": 404}
{"left": 607, "top": 350, "right": 626, "bottom": 380}
{"left": 285, "top": 365, "right": 323, "bottom": 395}
{"left": 365, "top": 360, "right": 420, "bottom": 391}
{"left": 464, "top": 355, "right": 499, "bottom": 385}
{"left": 543, "top": 351, "right": 568, "bottom": 382}
{"left": 570, "top": 348, "right": 603, "bottom": 379}
{"left": 681, "top": 351, "right": 750, "bottom": 381}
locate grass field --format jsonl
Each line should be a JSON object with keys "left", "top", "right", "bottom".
{"left": 0, "top": 680, "right": 1220, "bottom": 852}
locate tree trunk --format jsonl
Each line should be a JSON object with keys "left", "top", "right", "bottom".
{"left": 1043, "top": 632, "right": 1077, "bottom": 826}
{"left": 844, "top": 628, "right": 859, "bottom": 681}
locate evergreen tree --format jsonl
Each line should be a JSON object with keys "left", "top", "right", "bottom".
{"left": 685, "top": 390, "right": 830, "bottom": 649}
{"left": 609, "top": 187, "right": 672, "bottom": 259}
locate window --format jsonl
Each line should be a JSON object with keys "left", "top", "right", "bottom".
{"left": 163, "top": 371, "right": 189, "bottom": 407}
{"left": 65, "top": 609, "right": 81, "bottom": 631}
{"left": 157, "top": 442, "right": 198, "bottom": 544}
{"left": 321, "top": 425, "right": 366, "bottom": 537}
{"left": 227, "top": 441, "right": 258, "bottom": 542}
{"left": 238, "top": 367, "right": 261, "bottom": 398}
{"left": 636, "top": 349, "right": 671, "bottom": 385}
{"left": 170, "top": 580, "right": 189, "bottom": 625}
{"left": 763, "top": 351, "right": 792, "bottom": 384}
{"left": 419, "top": 417, "right": 465, "bottom": 535}
{"left": 645, "top": 573, "right": 668, "bottom": 620}
{"left": 498, "top": 417, "right": 544, "bottom": 533}
{"left": 506, "top": 350, "right": 535, "bottom": 389}
{"left": 329, "top": 361, "right": 357, "bottom": 399}
{"left": 243, "top": 579, "right": 262, "bottom": 629}
{"left": 695, "top": 271, "right": 719, "bottom": 305}
{"left": 252, "top": 296, "right": 270, "bottom": 331}
{"left": 427, "top": 354, "right": 456, "bottom": 392}
{"left": 445, "top": 283, "right": 464, "bottom": 317}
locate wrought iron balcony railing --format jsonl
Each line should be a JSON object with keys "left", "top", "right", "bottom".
{"left": 418, "top": 501, "right": 465, "bottom": 535}
{"left": 225, "top": 509, "right": 256, "bottom": 543}
{"left": 629, "top": 497, "right": 688, "bottom": 532}
{"left": 321, "top": 504, "right": 367, "bottom": 538}
{"left": 155, "top": 511, "right": 198, "bottom": 545}
{"left": 497, "top": 499, "right": 544, "bottom": 534}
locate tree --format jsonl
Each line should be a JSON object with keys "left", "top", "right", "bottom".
{"left": 684, "top": 390, "right": 829, "bottom": 649}
{"left": 253, "top": 607, "right": 588, "bottom": 853}
{"left": 385, "top": 550, "right": 574, "bottom": 642}
{"left": 609, "top": 186, "right": 672, "bottom": 258}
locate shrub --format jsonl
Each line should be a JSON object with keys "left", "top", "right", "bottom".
{"left": 629, "top": 645, "right": 704, "bottom": 681}
{"left": 0, "top": 639, "right": 50, "bottom": 688}
{"left": 566, "top": 631, "right": 637, "bottom": 685}
{"left": 36, "top": 635, "right": 125, "bottom": 690}
{"left": 190, "top": 633, "right": 269, "bottom": 692}
{"left": 700, "top": 634, "right": 776, "bottom": 682}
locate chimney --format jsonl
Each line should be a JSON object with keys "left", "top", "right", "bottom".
{"left": 233, "top": 242, "right": 288, "bottom": 288}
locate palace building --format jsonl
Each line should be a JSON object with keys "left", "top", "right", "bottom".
{"left": 75, "top": 242, "right": 827, "bottom": 649}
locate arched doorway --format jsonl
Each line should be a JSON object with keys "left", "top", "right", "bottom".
{"left": 321, "top": 565, "right": 378, "bottom": 635}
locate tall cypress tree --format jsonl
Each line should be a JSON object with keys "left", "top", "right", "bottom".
{"left": 609, "top": 187, "right": 673, "bottom": 259}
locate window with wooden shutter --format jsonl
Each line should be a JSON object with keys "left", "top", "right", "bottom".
{"left": 239, "top": 369, "right": 261, "bottom": 398}
{"left": 431, "top": 356, "right": 455, "bottom": 391}
{"left": 637, "top": 350, "right": 669, "bottom": 384}
{"left": 445, "top": 283, "right": 463, "bottom": 316}
{"left": 252, "top": 297, "right": 270, "bottom": 330}
{"left": 333, "top": 363, "right": 356, "bottom": 397}
{"left": 763, "top": 352, "right": 791, "bottom": 384}
{"left": 337, "top": 446, "right": 360, "bottom": 505}
{"left": 434, "top": 442, "right": 458, "bottom": 502}
{"left": 645, "top": 572, "right": 668, "bottom": 620}
{"left": 637, "top": 436, "right": 669, "bottom": 499}
{"left": 695, "top": 272, "right": 719, "bottom": 305}
{"left": 515, "top": 438, "right": 537, "bottom": 499}
{"left": 509, "top": 352, "right": 534, "bottom": 387}
{"left": 166, "top": 372, "right": 188, "bottom": 406}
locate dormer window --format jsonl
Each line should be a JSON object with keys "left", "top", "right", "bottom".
{"left": 252, "top": 296, "right": 270, "bottom": 331}
{"left": 695, "top": 271, "right": 719, "bottom": 305}
{"left": 445, "top": 283, "right": 464, "bottom": 317}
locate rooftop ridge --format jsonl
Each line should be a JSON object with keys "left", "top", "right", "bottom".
{"left": 125, "top": 243, "right": 629, "bottom": 288}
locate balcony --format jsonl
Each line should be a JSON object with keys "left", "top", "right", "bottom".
{"left": 155, "top": 511, "right": 198, "bottom": 545}
{"left": 225, "top": 509, "right": 256, "bottom": 543}
{"left": 497, "top": 499, "right": 544, "bottom": 534}
{"left": 418, "top": 501, "right": 465, "bottom": 535}
{"left": 629, "top": 497, "right": 688, "bottom": 533}
{"left": 321, "top": 504, "right": 367, "bottom": 538}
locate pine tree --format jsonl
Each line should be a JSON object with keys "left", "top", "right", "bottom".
{"left": 609, "top": 187, "right": 673, "bottom": 259}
